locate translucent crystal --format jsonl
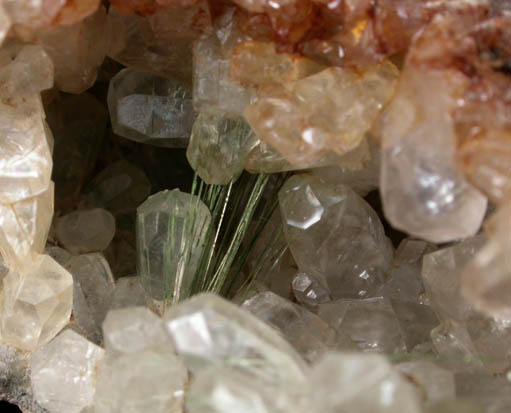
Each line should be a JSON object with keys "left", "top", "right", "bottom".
{"left": 83, "top": 160, "right": 151, "bottom": 215}
{"left": 163, "top": 293, "right": 308, "bottom": 383}
{"left": 309, "top": 352, "right": 421, "bottom": 413}
{"left": 244, "top": 61, "right": 398, "bottom": 165}
{"left": 65, "top": 253, "right": 115, "bottom": 344}
{"left": 242, "top": 291, "right": 337, "bottom": 362}
{"left": 108, "top": 68, "right": 195, "bottom": 147}
{"left": 187, "top": 112, "right": 257, "bottom": 184}
{"left": 422, "top": 235, "right": 487, "bottom": 322}
{"left": 292, "top": 272, "right": 331, "bottom": 310}
{"left": 36, "top": 6, "right": 107, "bottom": 93}
{"left": 462, "top": 202, "right": 511, "bottom": 320}
{"left": 55, "top": 208, "right": 116, "bottom": 255}
{"left": 193, "top": 27, "right": 256, "bottom": 116}
{"left": 186, "top": 366, "right": 299, "bottom": 413}
{"left": 102, "top": 306, "right": 170, "bottom": 358}
{"left": 107, "top": 2, "right": 210, "bottom": 81}
{"left": 137, "top": 189, "right": 211, "bottom": 301}
{"left": 397, "top": 361, "right": 455, "bottom": 406}
{"left": 0, "top": 181, "right": 54, "bottom": 272}
{"left": 383, "top": 238, "right": 437, "bottom": 304}
{"left": 279, "top": 174, "right": 392, "bottom": 299}
{"left": 381, "top": 68, "right": 487, "bottom": 242}
{"left": 425, "top": 400, "right": 485, "bottom": 413}
{"left": 30, "top": 330, "right": 105, "bottom": 413}
{"left": 1, "top": 255, "right": 73, "bottom": 351}
{"left": 455, "top": 372, "right": 511, "bottom": 413}
{"left": 94, "top": 348, "right": 187, "bottom": 413}
{"left": 318, "top": 297, "right": 406, "bottom": 354}
{"left": 110, "top": 276, "right": 148, "bottom": 310}
{"left": 45, "top": 245, "right": 72, "bottom": 266}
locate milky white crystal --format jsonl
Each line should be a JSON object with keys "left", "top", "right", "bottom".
{"left": 1, "top": 254, "right": 73, "bottom": 351}
{"left": 30, "top": 329, "right": 105, "bottom": 413}
{"left": 110, "top": 275, "right": 148, "bottom": 310}
{"left": 163, "top": 293, "right": 308, "bottom": 383}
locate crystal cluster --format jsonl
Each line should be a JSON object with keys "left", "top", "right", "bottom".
{"left": 0, "top": 0, "right": 509, "bottom": 412}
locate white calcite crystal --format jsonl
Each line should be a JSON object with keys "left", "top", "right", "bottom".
{"left": 186, "top": 366, "right": 299, "bottom": 413}
{"left": 397, "top": 360, "right": 455, "bottom": 406}
{"left": 1, "top": 254, "right": 73, "bottom": 351}
{"left": 36, "top": 6, "right": 107, "bottom": 93}
{"left": 108, "top": 68, "right": 195, "bottom": 147}
{"left": 137, "top": 189, "right": 211, "bottom": 300}
{"left": 163, "top": 293, "right": 308, "bottom": 383}
{"left": 56, "top": 208, "right": 116, "bottom": 255}
{"left": 187, "top": 112, "right": 257, "bottom": 185}
{"left": 65, "top": 253, "right": 115, "bottom": 344}
{"left": 102, "top": 306, "right": 170, "bottom": 358}
{"left": 308, "top": 352, "right": 422, "bottom": 413}
{"left": 110, "top": 275, "right": 148, "bottom": 310}
{"left": 380, "top": 68, "right": 487, "bottom": 243}
{"left": 279, "top": 173, "right": 393, "bottom": 300}
{"left": 0, "top": 181, "right": 54, "bottom": 272}
{"left": 94, "top": 348, "right": 187, "bottom": 413}
{"left": 242, "top": 291, "right": 336, "bottom": 362}
{"left": 318, "top": 297, "right": 406, "bottom": 354}
{"left": 30, "top": 329, "right": 105, "bottom": 413}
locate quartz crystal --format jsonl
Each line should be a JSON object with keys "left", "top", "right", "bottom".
{"left": 108, "top": 68, "right": 195, "bottom": 147}
{"left": 137, "top": 189, "right": 211, "bottom": 300}
{"left": 242, "top": 291, "right": 336, "bottom": 362}
{"left": 65, "top": 253, "right": 115, "bottom": 344}
{"left": 318, "top": 297, "right": 406, "bottom": 354}
{"left": 107, "top": 2, "right": 211, "bottom": 81}
{"left": 380, "top": 26, "right": 487, "bottom": 243}
{"left": 397, "top": 361, "right": 455, "bottom": 406}
{"left": 110, "top": 276, "right": 148, "bottom": 310}
{"left": 163, "top": 293, "right": 308, "bottom": 383}
{"left": 308, "top": 352, "right": 422, "bottom": 413}
{"left": 83, "top": 160, "right": 151, "bottom": 215}
{"left": 0, "top": 181, "right": 54, "bottom": 272}
{"left": 1, "top": 255, "right": 73, "bottom": 351}
{"left": 187, "top": 112, "right": 257, "bottom": 185}
{"left": 186, "top": 366, "right": 298, "bottom": 413}
{"left": 292, "top": 272, "right": 331, "bottom": 310}
{"left": 244, "top": 61, "right": 398, "bottom": 165}
{"left": 462, "top": 202, "right": 511, "bottom": 320}
{"left": 36, "top": 7, "right": 107, "bottom": 93}
{"left": 94, "top": 348, "right": 187, "bottom": 413}
{"left": 55, "top": 208, "right": 116, "bottom": 255}
{"left": 455, "top": 372, "right": 511, "bottom": 413}
{"left": 30, "top": 329, "right": 105, "bottom": 413}
{"left": 279, "top": 174, "right": 392, "bottom": 299}
{"left": 102, "top": 306, "right": 170, "bottom": 358}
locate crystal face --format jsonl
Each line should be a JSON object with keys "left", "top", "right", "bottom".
{"left": 30, "top": 330, "right": 105, "bottom": 413}
{"left": 108, "top": 68, "right": 195, "bottom": 147}
{"left": 136, "top": 189, "right": 211, "bottom": 300}
{"left": 1, "top": 255, "right": 73, "bottom": 351}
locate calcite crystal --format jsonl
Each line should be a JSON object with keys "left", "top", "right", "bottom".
{"left": 187, "top": 112, "right": 257, "bottom": 184}
{"left": 279, "top": 174, "right": 392, "bottom": 299}
{"left": 0, "top": 181, "right": 54, "bottom": 272}
{"left": 137, "top": 189, "right": 211, "bottom": 300}
{"left": 30, "top": 330, "right": 105, "bottom": 413}
{"left": 242, "top": 291, "right": 336, "bottom": 362}
{"left": 163, "top": 293, "right": 308, "bottom": 383}
{"left": 245, "top": 61, "right": 398, "bottom": 165}
{"left": 108, "top": 68, "right": 195, "bottom": 147}
{"left": 1, "top": 255, "right": 73, "bottom": 351}
{"left": 56, "top": 208, "right": 116, "bottom": 255}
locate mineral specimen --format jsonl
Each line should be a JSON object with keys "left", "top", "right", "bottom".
{"left": 163, "top": 293, "right": 308, "bottom": 383}
{"left": 1, "top": 255, "right": 73, "bottom": 351}
{"left": 137, "top": 189, "right": 211, "bottom": 300}
{"left": 279, "top": 174, "right": 392, "bottom": 299}
{"left": 30, "top": 329, "right": 104, "bottom": 413}
{"left": 108, "top": 68, "right": 195, "bottom": 147}
{"left": 55, "top": 208, "right": 116, "bottom": 255}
